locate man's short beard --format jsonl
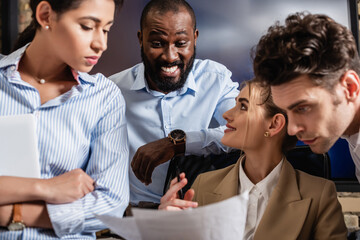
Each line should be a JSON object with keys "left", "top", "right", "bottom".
{"left": 141, "top": 47, "right": 196, "bottom": 93}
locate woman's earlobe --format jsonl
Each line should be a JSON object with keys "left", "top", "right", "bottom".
{"left": 36, "top": 1, "right": 52, "bottom": 29}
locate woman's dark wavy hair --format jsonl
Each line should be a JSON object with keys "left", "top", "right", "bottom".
{"left": 12, "top": 0, "right": 124, "bottom": 52}
{"left": 253, "top": 12, "right": 360, "bottom": 91}
{"left": 245, "top": 80, "right": 298, "bottom": 152}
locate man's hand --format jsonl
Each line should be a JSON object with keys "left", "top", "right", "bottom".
{"left": 131, "top": 138, "right": 183, "bottom": 185}
{"left": 159, "top": 173, "right": 198, "bottom": 210}
{"left": 38, "top": 169, "right": 94, "bottom": 204}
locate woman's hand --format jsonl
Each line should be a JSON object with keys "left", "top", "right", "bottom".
{"left": 38, "top": 169, "right": 94, "bottom": 204}
{"left": 159, "top": 173, "right": 198, "bottom": 211}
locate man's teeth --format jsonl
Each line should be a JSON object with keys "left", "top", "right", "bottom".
{"left": 161, "top": 66, "right": 178, "bottom": 73}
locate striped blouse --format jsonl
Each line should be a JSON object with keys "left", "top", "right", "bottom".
{"left": 0, "top": 46, "right": 129, "bottom": 239}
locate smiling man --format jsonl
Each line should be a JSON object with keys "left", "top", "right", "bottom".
{"left": 110, "top": 0, "right": 239, "bottom": 205}
{"left": 253, "top": 12, "right": 360, "bottom": 182}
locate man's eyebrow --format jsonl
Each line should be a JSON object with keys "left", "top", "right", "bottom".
{"left": 287, "top": 100, "right": 308, "bottom": 110}
{"left": 175, "top": 30, "right": 188, "bottom": 35}
{"left": 78, "top": 16, "right": 114, "bottom": 25}
{"left": 149, "top": 30, "right": 167, "bottom": 37}
{"left": 148, "top": 29, "right": 189, "bottom": 37}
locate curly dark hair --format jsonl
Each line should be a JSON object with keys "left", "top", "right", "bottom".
{"left": 253, "top": 12, "right": 360, "bottom": 91}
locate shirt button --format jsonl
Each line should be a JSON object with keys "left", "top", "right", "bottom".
{"left": 10, "top": 66, "right": 16, "bottom": 71}
{"left": 165, "top": 125, "right": 169, "bottom": 129}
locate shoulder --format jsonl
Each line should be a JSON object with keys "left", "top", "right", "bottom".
{"left": 294, "top": 169, "right": 337, "bottom": 199}
{"left": 192, "top": 59, "right": 232, "bottom": 77}
{"left": 190, "top": 59, "right": 238, "bottom": 91}
{"left": 109, "top": 63, "right": 142, "bottom": 88}
{"left": 83, "top": 72, "right": 125, "bottom": 106}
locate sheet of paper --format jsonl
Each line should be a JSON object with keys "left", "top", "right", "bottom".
{"left": 96, "top": 194, "right": 248, "bottom": 240}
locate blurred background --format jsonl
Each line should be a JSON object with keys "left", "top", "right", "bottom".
{"left": 1, "top": 0, "right": 359, "bottom": 185}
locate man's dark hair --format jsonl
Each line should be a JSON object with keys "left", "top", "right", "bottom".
{"left": 140, "top": 0, "right": 197, "bottom": 32}
{"left": 253, "top": 12, "right": 360, "bottom": 91}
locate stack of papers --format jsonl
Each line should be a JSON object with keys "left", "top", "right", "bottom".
{"left": 96, "top": 194, "right": 248, "bottom": 240}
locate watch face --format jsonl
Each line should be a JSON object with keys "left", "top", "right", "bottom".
{"left": 8, "top": 222, "right": 25, "bottom": 231}
{"left": 170, "top": 129, "right": 185, "bottom": 141}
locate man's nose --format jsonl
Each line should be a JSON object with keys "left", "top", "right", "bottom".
{"left": 162, "top": 45, "right": 178, "bottom": 63}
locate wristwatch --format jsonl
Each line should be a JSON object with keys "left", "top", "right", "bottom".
{"left": 7, "top": 204, "right": 25, "bottom": 231}
{"left": 168, "top": 129, "right": 186, "bottom": 155}
{"left": 168, "top": 129, "right": 186, "bottom": 144}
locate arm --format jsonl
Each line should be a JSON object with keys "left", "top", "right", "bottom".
{"left": 159, "top": 173, "right": 198, "bottom": 211}
{"left": 185, "top": 76, "right": 239, "bottom": 156}
{"left": 0, "top": 169, "right": 94, "bottom": 205}
{"left": 132, "top": 73, "right": 239, "bottom": 184}
{"left": 46, "top": 93, "right": 129, "bottom": 237}
{"left": 0, "top": 169, "right": 95, "bottom": 228}
{"left": 313, "top": 181, "right": 347, "bottom": 240}
{"left": 0, "top": 202, "right": 51, "bottom": 228}
{"left": 131, "top": 137, "right": 184, "bottom": 185}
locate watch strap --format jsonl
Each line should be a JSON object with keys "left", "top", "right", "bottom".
{"left": 13, "top": 204, "right": 22, "bottom": 223}
{"left": 173, "top": 140, "right": 185, "bottom": 155}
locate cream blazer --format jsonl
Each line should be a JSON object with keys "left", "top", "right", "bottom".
{"left": 192, "top": 158, "right": 347, "bottom": 240}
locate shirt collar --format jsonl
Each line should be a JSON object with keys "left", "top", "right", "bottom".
{"left": 342, "top": 131, "right": 360, "bottom": 155}
{"left": 0, "top": 44, "right": 27, "bottom": 70}
{"left": 130, "top": 62, "right": 198, "bottom": 96}
{"left": 239, "top": 156, "right": 284, "bottom": 202}
{"left": 0, "top": 43, "right": 95, "bottom": 87}
{"left": 342, "top": 132, "right": 359, "bottom": 147}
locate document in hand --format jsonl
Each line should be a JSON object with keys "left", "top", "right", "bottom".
{"left": 0, "top": 114, "right": 41, "bottom": 178}
{"left": 96, "top": 194, "right": 249, "bottom": 240}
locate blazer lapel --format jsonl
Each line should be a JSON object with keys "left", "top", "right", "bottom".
{"left": 254, "top": 160, "right": 312, "bottom": 240}
{"left": 203, "top": 159, "right": 241, "bottom": 204}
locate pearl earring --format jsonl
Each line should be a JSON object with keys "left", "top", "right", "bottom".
{"left": 264, "top": 131, "right": 270, "bottom": 137}
{"left": 44, "top": 25, "right": 49, "bottom": 30}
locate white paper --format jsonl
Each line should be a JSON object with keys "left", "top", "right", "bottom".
{"left": 96, "top": 194, "right": 248, "bottom": 240}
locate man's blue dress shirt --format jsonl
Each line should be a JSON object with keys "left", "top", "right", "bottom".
{"left": 110, "top": 59, "right": 239, "bottom": 204}
{"left": 0, "top": 46, "right": 129, "bottom": 239}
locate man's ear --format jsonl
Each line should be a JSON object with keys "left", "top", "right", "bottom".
{"left": 36, "top": 1, "right": 53, "bottom": 29}
{"left": 194, "top": 29, "right": 199, "bottom": 47}
{"left": 267, "top": 113, "right": 286, "bottom": 137}
{"left": 137, "top": 30, "right": 143, "bottom": 47}
{"left": 340, "top": 70, "right": 360, "bottom": 101}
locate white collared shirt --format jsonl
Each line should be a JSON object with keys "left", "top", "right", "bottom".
{"left": 239, "top": 157, "right": 284, "bottom": 240}
{"left": 342, "top": 132, "right": 360, "bottom": 182}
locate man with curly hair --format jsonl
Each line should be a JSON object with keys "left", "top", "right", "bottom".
{"left": 253, "top": 12, "right": 360, "bottom": 182}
